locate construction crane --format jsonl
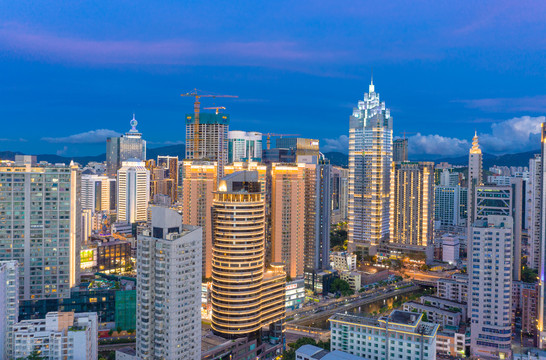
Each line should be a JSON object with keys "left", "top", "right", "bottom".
{"left": 181, "top": 89, "right": 238, "bottom": 159}
{"left": 399, "top": 131, "right": 416, "bottom": 139}
{"left": 264, "top": 133, "right": 300, "bottom": 150}
{"left": 203, "top": 106, "right": 226, "bottom": 115}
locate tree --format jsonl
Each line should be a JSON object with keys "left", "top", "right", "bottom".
{"left": 331, "top": 278, "right": 354, "bottom": 296}
{"left": 16, "top": 351, "right": 45, "bottom": 360}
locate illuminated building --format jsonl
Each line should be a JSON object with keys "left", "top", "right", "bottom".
{"left": 117, "top": 160, "right": 149, "bottom": 224}
{"left": 539, "top": 123, "right": 546, "bottom": 348}
{"left": 180, "top": 160, "right": 217, "bottom": 278}
{"left": 528, "top": 154, "right": 542, "bottom": 271}
{"left": 330, "top": 310, "right": 438, "bottom": 360}
{"left": 270, "top": 162, "right": 329, "bottom": 277}
{"left": 211, "top": 171, "right": 285, "bottom": 341}
{"left": 435, "top": 186, "right": 467, "bottom": 228}
{"left": 0, "top": 261, "right": 18, "bottom": 360}
{"left": 81, "top": 174, "right": 116, "bottom": 212}
{"left": 106, "top": 115, "right": 146, "bottom": 177}
{"left": 156, "top": 155, "right": 179, "bottom": 202}
{"left": 224, "top": 162, "right": 267, "bottom": 193}
{"left": 389, "top": 162, "right": 434, "bottom": 254}
{"left": 348, "top": 79, "right": 393, "bottom": 254}
{"left": 469, "top": 216, "right": 512, "bottom": 359}
{"left": 393, "top": 138, "right": 408, "bottom": 162}
{"left": 185, "top": 112, "right": 229, "bottom": 178}
{"left": 136, "top": 207, "right": 202, "bottom": 360}
{"left": 228, "top": 131, "right": 262, "bottom": 162}
{"left": 0, "top": 156, "right": 81, "bottom": 301}
{"left": 466, "top": 132, "right": 483, "bottom": 252}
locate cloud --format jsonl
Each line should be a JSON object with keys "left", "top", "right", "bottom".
{"left": 479, "top": 115, "right": 544, "bottom": 153}
{"left": 42, "top": 129, "right": 121, "bottom": 144}
{"left": 408, "top": 115, "right": 545, "bottom": 156}
{"left": 0, "top": 23, "right": 339, "bottom": 66}
{"left": 56, "top": 146, "right": 68, "bottom": 156}
{"left": 456, "top": 95, "right": 546, "bottom": 113}
{"left": 0, "top": 138, "right": 27, "bottom": 142}
{"left": 408, "top": 133, "right": 470, "bottom": 157}
{"left": 147, "top": 140, "right": 185, "bottom": 146}
{"left": 321, "top": 135, "right": 349, "bottom": 153}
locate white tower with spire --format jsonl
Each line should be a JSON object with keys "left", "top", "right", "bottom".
{"left": 467, "top": 131, "right": 483, "bottom": 226}
{"left": 348, "top": 76, "right": 393, "bottom": 254}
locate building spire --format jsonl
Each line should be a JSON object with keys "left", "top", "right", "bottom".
{"left": 369, "top": 69, "right": 375, "bottom": 93}
{"left": 130, "top": 114, "right": 138, "bottom": 132}
{"left": 470, "top": 131, "right": 481, "bottom": 154}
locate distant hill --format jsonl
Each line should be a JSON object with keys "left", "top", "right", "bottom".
{"left": 433, "top": 150, "right": 539, "bottom": 168}
{"left": 324, "top": 152, "right": 348, "bottom": 167}
{"left": 0, "top": 144, "right": 187, "bottom": 165}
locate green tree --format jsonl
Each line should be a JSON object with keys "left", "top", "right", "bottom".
{"left": 331, "top": 278, "right": 354, "bottom": 296}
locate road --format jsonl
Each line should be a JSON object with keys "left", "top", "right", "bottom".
{"left": 289, "top": 284, "right": 421, "bottom": 327}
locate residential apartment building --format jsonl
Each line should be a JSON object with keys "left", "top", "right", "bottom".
{"left": 0, "top": 261, "right": 18, "bottom": 360}
{"left": 528, "top": 154, "right": 542, "bottom": 270}
{"left": 469, "top": 216, "right": 513, "bottom": 359}
{"left": 437, "top": 274, "right": 468, "bottom": 304}
{"left": 12, "top": 312, "right": 97, "bottom": 360}
{"left": 117, "top": 160, "right": 149, "bottom": 224}
{"left": 330, "top": 310, "right": 438, "bottom": 360}
{"left": 0, "top": 156, "right": 81, "bottom": 300}
{"left": 393, "top": 138, "right": 408, "bottom": 163}
{"left": 81, "top": 174, "right": 116, "bottom": 212}
{"left": 330, "top": 252, "right": 357, "bottom": 272}
{"left": 180, "top": 160, "right": 217, "bottom": 278}
{"left": 348, "top": 79, "right": 393, "bottom": 254}
{"left": 211, "top": 171, "right": 285, "bottom": 342}
{"left": 136, "top": 207, "right": 202, "bottom": 360}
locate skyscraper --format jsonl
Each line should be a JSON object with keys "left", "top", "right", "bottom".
{"left": 136, "top": 207, "right": 202, "bottom": 359}
{"left": 528, "top": 154, "right": 542, "bottom": 270}
{"left": 538, "top": 123, "right": 546, "bottom": 348}
{"left": 211, "top": 171, "right": 285, "bottom": 341}
{"left": 228, "top": 130, "right": 263, "bottom": 163}
{"left": 469, "top": 215, "right": 513, "bottom": 359}
{"left": 348, "top": 79, "right": 393, "bottom": 254}
{"left": 117, "top": 160, "right": 150, "bottom": 224}
{"left": 467, "top": 132, "right": 483, "bottom": 236}
{"left": 389, "top": 162, "right": 434, "bottom": 253}
{"left": 393, "top": 138, "right": 408, "bottom": 162}
{"left": 0, "top": 157, "right": 81, "bottom": 300}
{"left": 106, "top": 115, "right": 147, "bottom": 176}
{"left": 311, "top": 163, "right": 332, "bottom": 271}
{"left": 275, "top": 137, "right": 320, "bottom": 161}
{"left": 156, "top": 156, "right": 179, "bottom": 202}
{"left": 81, "top": 174, "right": 116, "bottom": 212}
{"left": 180, "top": 160, "right": 217, "bottom": 278}
{"left": 331, "top": 166, "right": 349, "bottom": 224}
{"left": 434, "top": 185, "right": 467, "bottom": 228}
{"left": 185, "top": 112, "right": 229, "bottom": 178}
{"left": 0, "top": 261, "right": 18, "bottom": 360}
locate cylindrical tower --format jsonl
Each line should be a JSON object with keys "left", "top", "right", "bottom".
{"left": 211, "top": 178, "right": 266, "bottom": 338}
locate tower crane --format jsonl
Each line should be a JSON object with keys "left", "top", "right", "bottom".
{"left": 264, "top": 133, "right": 300, "bottom": 150}
{"left": 181, "top": 89, "right": 238, "bottom": 159}
{"left": 399, "top": 131, "right": 416, "bottom": 140}
{"left": 203, "top": 106, "right": 226, "bottom": 115}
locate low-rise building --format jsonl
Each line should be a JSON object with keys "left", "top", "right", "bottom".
{"left": 402, "top": 301, "right": 462, "bottom": 328}
{"left": 286, "top": 278, "right": 306, "bottom": 310}
{"left": 12, "top": 312, "right": 97, "bottom": 360}
{"left": 330, "top": 252, "right": 357, "bottom": 272}
{"left": 304, "top": 269, "right": 338, "bottom": 295}
{"left": 420, "top": 295, "right": 467, "bottom": 320}
{"left": 436, "top": 327, "right": 466, "bottom": 358}
{"left": 296, "top": 344, "right": 368, "bottom": 359}
{"left": 330, "top": 311, "right": 439, "bottom": 360}
{"left": 437, "top": 274, "right": 467, "bottom": 303}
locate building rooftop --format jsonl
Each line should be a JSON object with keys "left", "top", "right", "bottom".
{"left": 386, "top": 310, "right": 421, "bottom": 326}
{"left": 297, "top": 345, "right": 368, "bottom": 360}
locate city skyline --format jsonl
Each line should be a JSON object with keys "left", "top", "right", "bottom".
{"left": 1, "top": 2, "right": 545, "bottom": 157}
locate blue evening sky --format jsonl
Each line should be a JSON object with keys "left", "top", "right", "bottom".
{"left": 0, "top": 1, "right": 545, "bottom": 157}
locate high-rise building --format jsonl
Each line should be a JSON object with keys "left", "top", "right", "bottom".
{"left": 528, "top": 154, "right": 542, "bottom": 270}
{"left": 538, "top": 123, "right": 546, "bottom": 348}
{"left": 228, "top": 131, "right": 262, "bottom": 163}
{"left": 211, "top": 171, "right": 285, "bottom": 341}
{"left": 331, "top": 166, "right": 349, "bottom": 224}
{"left": 12, "top": 312, "right": 97, "bottom": 360}
{"left": 0, "top": 157, "right": 81, "bottom": 300}
{"left": 0, "top": 261, "right": 18, "bottom": 360}
{"left": 330, "top": 311, "right": 438, "bottom": 360}
{"left": 467, "top": 132, "right": 483, "bottom": 244}
{"left": 117, "top": 160, "right": 150, "bottom": 224}
{"left": 275, "top": 137, "right": 320, "bottom": 161}
{"left": 389, "top": 161, "right": 434, "bottom": 253}
{"left": 106, "top": 115, "right": 147, "bottom": 176}
{"left": 156, "top": 156, "right": 179, "bottom": 203}
{"left": 136, "top": 207, "right": 202, "bottom": 359}
{"left": 81, "top": 174, "right": 116, "bottom": 212}
{"left": 180, "top": 160, "right": 217, "bottom": 278}
{"left": 185, "top": 112, "right": 229, "bottom": 178}
{"left": 434, "top": 185, "right": 467, "bottom": 228}
{"left": 393, "top": 138, "right": 408, "bottom": 162}
{"left": 439, "top": 169, "right": 460, "bottom": 186}
{"left": 348, "top": 79, "right": 393, "bottom": 254}
{"left": 312, "top": 163, "right": 332, "bottom": 271}
{"left": 469, "top": 215, "right": 513, "bottom": 359}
